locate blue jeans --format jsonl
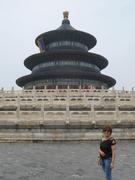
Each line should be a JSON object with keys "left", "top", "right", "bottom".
{"left": 101, "top": 158, "right": 112, "bottom": 180}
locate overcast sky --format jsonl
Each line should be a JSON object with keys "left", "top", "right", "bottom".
{"left": 0, "top": 0, "right": 135, "bottom": 90}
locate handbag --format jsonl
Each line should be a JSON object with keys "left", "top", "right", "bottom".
{"left": 97, "top": 156, "right": 102, "bottom": 165}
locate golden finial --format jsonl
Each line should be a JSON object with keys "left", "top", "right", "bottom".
{"left": 63, "top": 11, "right": 69, "bottom": 19}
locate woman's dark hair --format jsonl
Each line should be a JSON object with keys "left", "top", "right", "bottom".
{"left": 102, "top": 125, "right": 112, "bottom": 134}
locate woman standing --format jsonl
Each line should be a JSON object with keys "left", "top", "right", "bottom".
{"left": 99, "top": 125, "right": 116, "bottom": 180}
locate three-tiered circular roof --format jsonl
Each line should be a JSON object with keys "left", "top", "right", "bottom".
{"left": 16, "top": 11, "right": 116, "bottom": 89}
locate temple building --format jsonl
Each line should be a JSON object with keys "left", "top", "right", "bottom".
{"left": 0, "top": 12, "right": 134, "bottom": 142}
{"left": 16, "top": 11, "right": 116, "bottom": 89}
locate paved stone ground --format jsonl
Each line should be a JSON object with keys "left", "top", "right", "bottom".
{"left": 0, "top": 141, "right": 135, "bottom": 180}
